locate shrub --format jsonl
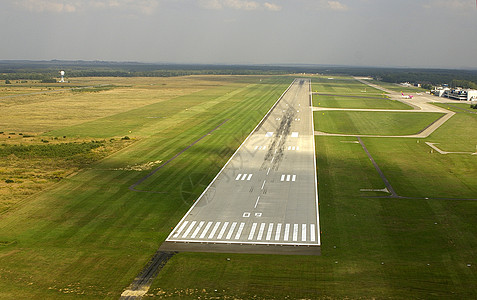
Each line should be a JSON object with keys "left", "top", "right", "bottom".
{"left": 5, "top": 179, "right": 14, "bottom": 184}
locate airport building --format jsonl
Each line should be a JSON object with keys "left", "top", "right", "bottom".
{"left": 432, "top": 87, "right": 477, "bottom": 101}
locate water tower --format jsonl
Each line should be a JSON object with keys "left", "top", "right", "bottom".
{"left": 59, "top": 70, "right": 65, "bottom": 83}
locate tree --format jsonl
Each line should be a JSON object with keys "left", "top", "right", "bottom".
{"left": 5, "top": 79, "right": 11, "bottom": 84}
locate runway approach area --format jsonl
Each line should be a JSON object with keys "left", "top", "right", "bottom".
{"left": 161, "top": 79, "right": 321, "bottom": 255}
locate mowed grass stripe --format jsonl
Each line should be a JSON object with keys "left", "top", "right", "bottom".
{"left": 314, "top": 111, "right": 445, "bottom": 136}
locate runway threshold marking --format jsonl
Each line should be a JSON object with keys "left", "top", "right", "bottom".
{"left": 275, "top": 223, "right": 282, "bottom": 241}
{"left": 217, "top": 222, "right": 229, "bottom": 239}
{"left": 199, "top": 221, "right": 213, "bottom": 238}
{"left": 284, "top": 224, "right": 290, "bottom": 241}
{"left": 208, "top": 222, "right": 221, "bottom": 239}
{"left": 173, "top": 221, "right": 189, "bottom": 238}
{"left": 248, "top": 223, "right": 257, "bottom": 240}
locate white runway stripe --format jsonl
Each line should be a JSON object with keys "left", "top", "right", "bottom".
{"left": 248, "top": 223, "right": 257, "bottom": 240}
{"left": 235, "top": 174, "right": 241, "bottom": 180}
{"left": 281, "top": 174, "right": 285, "bottom": 181}
{"left": 247, "top": 174, "right": 253, "bottom": 181}
{"left": 191, "top": 221, "right": 204, "bottom": 238}
{"left": 275, "top": 223, "right": 282, "bottom": 241}
{"left": 302, "top": 224, "right": 307, "bottom": 242}
{"left": 208, "top": 222, "right": 221, "bottom": 239}
{"left": 266, "top": 223, "right": 274, "bottom": 241}
{"left": 217, "top": 222, "right": 229, "bottom": 239}
{"left": 200, "top": 221, "right": 213, "bottom": 239}
{"left": 293, "top": 224, "right": 298, "bottom": 241}
{"left": 173, "top": 221, "right": 188, "bottom": 238}
{"left": 226, "top": 222, "right": 237, "bottom": 240}
{"left": 235, "top": 222, "right": 245, "bottom": 240}
{"left": 241, "top": 174, "right": 247, "bottom": 180}
{"left": 182, "top": 221, "right": 196, "bottom": 238}
{"left": 257, "top": 223, "right": 266, "bottom": 240}
{"left": 284, "top": 224, "right": 290, "bottom": 241}
{"left": 292, "top": 175, "right": 296, "bottom": 182}
{"left": 286, "top": 175, "right": 291, "bottom": 182}
{"left": 310, "top": 224, "right": 316, "bottom": 242}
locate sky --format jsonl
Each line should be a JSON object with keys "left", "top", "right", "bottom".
{"left": 1, "top": 0, "right": 477, "bottom": 68}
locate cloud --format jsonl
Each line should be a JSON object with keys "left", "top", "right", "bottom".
{"left": 264, "top": 2, "right": 281, "bottom": 11}
{"left": 198, "top": 0, "right": 280, "bottom": 11}
{"left": 15, "top": 0, "right": 77, "bottom": 13}
{"left": 327, "top": 1, "right": 348, "bottom": 11}
{"left": 14, "top": 0, "right": 160, "bottom": 14}
{"left": 423, "top": 0, "right": 475, "bottom": 10}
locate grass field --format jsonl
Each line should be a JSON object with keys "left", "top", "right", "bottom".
{"left": 366, "top": 79, "right": 427, "bottom": 94}
{"left": 0, "top": 75, "right": 475, "bottom": 299}
{"left": 314, "top": 111, "right": 444, "bottom": 135}
{"left": 312, "top": 94, "right": 412, "bottom": 110}
{"left": 312, "top": 76, "right": 386, "bottom": 95}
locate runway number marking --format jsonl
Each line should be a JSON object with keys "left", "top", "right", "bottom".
{"left": 255, "top": 213, "right": 262, "bottom": 217}
{"left": 243, "top": 212, "right": 250, "bottom": 218}
{"left": 291, "top": 132, "right": 299, "bottom": 138}
{"left": 265, "top": 132, "right": 274, "bottom": 137}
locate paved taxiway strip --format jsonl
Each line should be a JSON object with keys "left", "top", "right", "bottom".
{"left": 162, "top": 79, "right": 320, "bottom": 253}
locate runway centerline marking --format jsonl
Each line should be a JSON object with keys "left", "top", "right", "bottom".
{"left": 254, "top": 196, "right": 261, "bottom": 208}
{"left": 261, "top": 180, "right": 266, "bottom": 189}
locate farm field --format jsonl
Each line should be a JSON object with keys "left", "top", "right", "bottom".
{"left": 0, "top": 75, "right": 476, "bottom": 299}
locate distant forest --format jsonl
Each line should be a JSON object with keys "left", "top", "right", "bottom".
{"left": 1, "top": 60, "right": 477, "bottom": 89}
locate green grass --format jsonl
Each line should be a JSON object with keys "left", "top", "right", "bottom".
{"left": 314, "top": 111, "right": 444, "bottom": 135}
{"left": 0, "top": 75, "right": 476, "bottom": 299}
{"left": 0, "top": 75, "right": 293, "bottom": 299}
{"left": 313, "top": 94, "right": 412, "bottom": 110}
{"left": 312, "top": 76, "right": 386, "bottom": 95}
{"left": 366, "top": 80, "right": 427, "bottom": 94}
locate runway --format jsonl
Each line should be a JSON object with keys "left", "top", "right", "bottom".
{"left": 161, "top": 79, "right": 320, "bottom": 255}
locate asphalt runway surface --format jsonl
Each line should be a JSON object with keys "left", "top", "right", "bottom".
{"left": 161, "top": 79, "right": 321, "bottom": 255}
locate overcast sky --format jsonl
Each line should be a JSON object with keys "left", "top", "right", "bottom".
{"left": 1, "top": 0, "right": 476, "bottom": 68}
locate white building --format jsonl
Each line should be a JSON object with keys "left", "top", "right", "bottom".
{"left": 446, "top": 89, "right": 477, "bottom": 101}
